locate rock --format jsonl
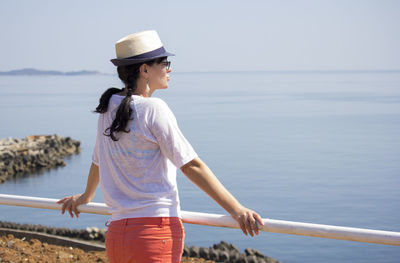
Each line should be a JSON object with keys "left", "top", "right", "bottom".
{"left": 265, "top": 256, "right": 281, "bottom": 263}
{"left": 245, "top": 248, "right": 254, "bottom": 256}
{"left": 229, "top": 250, "right": 241, "bottom": 261}
{"left": 235, "top": 254, "right": 249, "bottom": 263}
{"left": 199, "top": 247, "right": 210, "bottom": 259}
{"left": 46, "top": 228, "right": 56, "bottom": 235}
{"left": 189, "top": 246, "right": 199, "bottom": 258}
{"left": 229, "top": 243, "right": 240, "bottom": 253}
{"left": 247, "top": 255, "right": 259, "bottom": 263}
{"left": 208, "top": 248, "right": 219, "bottom": 261}
{"left": 213, "top": 240, "right": 230, "bottom": 251}
{"left": 218, "top": 250, "right": 229, "bottom": 261}
{"left": 254, "top": 250, "right": 265, "bottom": 258}
{"left": 0, "top": 175, "right": 6, "bottom": 183}
{"left": 57, "top": 251, "right": 71, "bottom": 259}
{"left": 0, "top": 135, "right": 81, "bottom": 183}
{"left": 182, "top": 244, "right": 190, "bottom": 257}
{"left": 7, "top": 240, "right": 16, "bottom": 248}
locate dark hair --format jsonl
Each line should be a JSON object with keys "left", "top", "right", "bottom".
{"left": 94, "top": 57, "right": 166, "bottom": 141}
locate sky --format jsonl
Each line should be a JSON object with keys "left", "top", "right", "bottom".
{"left": 0, "top": 0, "right": 399, "bottom": 73}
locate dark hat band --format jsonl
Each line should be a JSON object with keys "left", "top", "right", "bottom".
{"left": 124, "top": 46, "right": 167, "bottom": 60}
{"left": 111, "top": 46, "right": 175, "bottom": 66}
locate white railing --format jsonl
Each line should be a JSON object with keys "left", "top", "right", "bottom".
{"left": 0, "top": 194, "right": 399, "bottom": 246}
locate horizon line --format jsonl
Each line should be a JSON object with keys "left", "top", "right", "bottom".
{"left": 1, "top": 68, "right": 400, "bottom": 76}
{"left": 173, "top": 69, "right": 400, "bottom": 74}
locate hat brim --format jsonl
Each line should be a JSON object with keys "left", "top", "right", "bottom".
{"left": 110, "top": 51, "right": 175, "bottom": 66}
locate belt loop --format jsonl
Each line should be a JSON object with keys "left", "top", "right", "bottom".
{"left": 105, "top": 218, "right": 112, "bottom": 227}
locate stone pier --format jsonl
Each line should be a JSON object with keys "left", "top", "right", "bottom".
{"left": 0, "top": 135, "right": 80, "bottom": 183}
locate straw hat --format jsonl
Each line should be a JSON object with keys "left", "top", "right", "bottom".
{"left": 110, "top": 30, "right": 174, "bottom": 66}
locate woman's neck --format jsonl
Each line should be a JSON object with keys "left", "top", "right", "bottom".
{"left": 118, "top": 80, "right": 154, "bottom": 97}
{"left": 134, "top": 80, "right": 154, "bottom": 97}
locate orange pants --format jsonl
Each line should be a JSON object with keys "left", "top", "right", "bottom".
{"left": 105, "top": 217, "right": 185, "bottom": 263}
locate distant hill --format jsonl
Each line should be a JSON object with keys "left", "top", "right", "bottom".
{"left": 0, "top": 68, "right": 103, "bottom": 76}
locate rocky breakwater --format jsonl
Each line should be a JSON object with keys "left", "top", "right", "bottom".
{"left": 183, "top": 241, "right": 281, "bottom": 263}
{"left": 0, "top": 135, "right": 81, "bottom": 183}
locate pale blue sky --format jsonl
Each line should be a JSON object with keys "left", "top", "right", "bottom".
{"left": 0, "top": 0, "right": 399, "bottom": 73}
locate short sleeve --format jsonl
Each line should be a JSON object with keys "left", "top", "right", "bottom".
{"left": 148, "top": 99, "right": 197, "bottom": 168}
{"left": 91, "top": 117, "right": 100, "bottom": 166}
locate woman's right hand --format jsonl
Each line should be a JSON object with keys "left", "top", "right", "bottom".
{"left": 230, "top": 205, "right": 264, "bottom": 237}
{"left": 57, "top": 194, "right": 90, "bottom": 218}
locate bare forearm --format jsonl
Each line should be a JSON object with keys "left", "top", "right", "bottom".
{"left": 181, "top": 157, "right": 264, "bottom": 237}
{"left": 82, "top": 162, "right": 100, "bottom": 202}
{"left": 181, "top": 158, "right": 242, "bottom": 215}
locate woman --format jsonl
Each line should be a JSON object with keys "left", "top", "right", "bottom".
{"left": 57, "top": 30, "right": 263, "bottom": 263}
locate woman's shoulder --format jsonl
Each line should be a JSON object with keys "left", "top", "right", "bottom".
{"left": 139, "top": 97, "right": 169, "bottom": 111}
{"left": 138, "top": 97, "right": 176, "bottom": 123}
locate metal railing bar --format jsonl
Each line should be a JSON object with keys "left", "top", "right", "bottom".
{"left": 0, "top": 194, "right": 399, "bottom": 246}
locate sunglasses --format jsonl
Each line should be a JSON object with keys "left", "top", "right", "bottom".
{"left": 160, "top": 61, "right": 171, "bottom": 70}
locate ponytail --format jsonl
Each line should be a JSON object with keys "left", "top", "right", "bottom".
{"left": 95, "top": 57, "right": 166, "bottom": 141}
{"left": 94, "top": 88, "right": 122, "bottom": 113}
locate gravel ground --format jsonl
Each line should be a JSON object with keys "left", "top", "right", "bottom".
{"left": 0, "top": 234, "right": 216, "bottom": 263}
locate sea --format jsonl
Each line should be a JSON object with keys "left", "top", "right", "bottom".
{"left": 0, "top": 71, "right": 399, "bottom": 263}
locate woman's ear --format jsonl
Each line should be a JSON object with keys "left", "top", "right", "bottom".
{"left": 139, "top": 64, "right": 148, "bottom": 77}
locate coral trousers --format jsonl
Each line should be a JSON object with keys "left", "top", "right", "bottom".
{"left": 105, "top": 217, "right": 185, "bottom": 263}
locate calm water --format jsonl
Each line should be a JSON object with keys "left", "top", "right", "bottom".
{"left": 0, "top": 71, "right": 399, "bottom": 262}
